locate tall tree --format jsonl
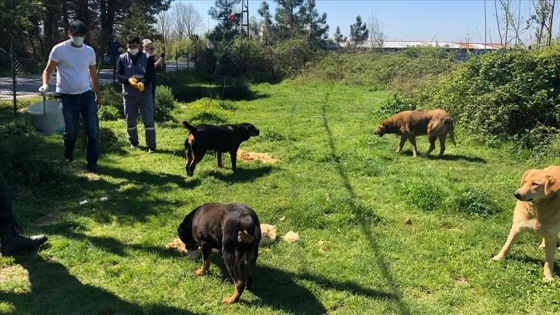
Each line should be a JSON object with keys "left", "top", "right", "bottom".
{"left": 257, "top": 1, "right": 273, "bottom": 44}
{"left": 367, "top": 13, "right": 386, "bottom": 48}
{"left": 0, "top": 0, "right": 42, "bottom": 52}
{"left": 274, "top": 0, "right": 305, "bottom": 39}
{"left": 349, "top": 15, "right": 368, "bottom": 46}
{"left": 208, "top": 0, "right": 242, "bottom": 41}
{"left": 172, "top": 2, "right": 204, "bottom": 39}
{"left": 333, "top": 26, "right": 346, "bottom": 46}
{"left": 529, "top": 0, "right": 556, "bottom": 47}
{"left": 299, "top": 0, "right": 329, "bottom": 42}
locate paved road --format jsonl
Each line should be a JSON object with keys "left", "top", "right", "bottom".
{"left": 0, "top": 61, "right": 192, "bottom": 100}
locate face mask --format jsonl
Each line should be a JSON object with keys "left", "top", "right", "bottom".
{"left": 127, "top": 48, "right": 139, "bottom": 55}
{"left": 71, "top": 36, "right": 84, "bottom": 46}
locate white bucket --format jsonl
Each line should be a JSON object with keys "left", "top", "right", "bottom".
{"left": 28, "top": 99, "right": 65, "bottom": 135}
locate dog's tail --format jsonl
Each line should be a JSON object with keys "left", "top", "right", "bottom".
{"left": 447, "top": 119, "right": 457, "bottom": 146}
{"left": 180, "top": 121, "right": 197, "bottom": 133}
{"left": 237, "top": 225, "right": 260, "bottom": 244}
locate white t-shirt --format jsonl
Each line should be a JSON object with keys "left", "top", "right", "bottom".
{"left": 49, "top": 40, "right": 96, "bottom": 94}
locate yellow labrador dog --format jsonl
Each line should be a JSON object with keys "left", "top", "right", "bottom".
{"left": 492, "top": 166, "right": 560, "bottom": 281}
{"left": 373, "top": 109, "right": 456, "bottom": 158}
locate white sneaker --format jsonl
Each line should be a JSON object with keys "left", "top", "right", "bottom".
{"left": 148, "top": 148, "right": 155, "bottom": 154}
{"left": 130, "top": 144, "right": 138, "bottom": 149}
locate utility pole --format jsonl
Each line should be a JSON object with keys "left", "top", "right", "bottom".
{"left": 242, "top": 0, "right": 249, "bottom": 35}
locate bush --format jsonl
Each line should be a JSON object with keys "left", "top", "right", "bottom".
{"left": 180, "top": 97, "right": 234, "bottom": 124}
{"left": 414, "top": 46, "right": 560, "bottom": 148}
{"left": 452, "top": 187, "right": 501, "bottom": 218}
{"left": 375, "top": 93, "right": 417, "bottom": 116}
{"left": 154, "top": 85, "right": 176, "bottom": 122}
{"left": 99, "top": 84, "right": 123, "bottom": 121}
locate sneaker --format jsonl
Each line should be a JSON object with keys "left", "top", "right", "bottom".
{"left": 64, "top": 149, "right": 73, "bottom": 162}
{"left": 147, "top": 147, "right": 155, "bottom": 154}
{"left": 87, "top": 163, "right": 98, "bottom": 174}
{"left": 130, "top": 144, "right": 138, "bottom": 149}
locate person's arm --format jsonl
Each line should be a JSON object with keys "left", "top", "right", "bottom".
{"left": 155, "top": 55, "right": 165, "bottom": 67}
{"left": 39, "top": 59, "right": 58, "bottom": 92}
{"left": 115, "top": 56, "right": 131, "bottom": 85}
{"left": 88, "top": 64, "right": 101, "bottom": 109}
{"left": 143, "top": 55, "right": 156, "bottom": 86}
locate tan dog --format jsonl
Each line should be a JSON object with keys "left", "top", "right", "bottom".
{"left": 374, "top": 109, "right": 456, "bottom": 157}
{"left": 492, "top": 166, "right": 560, "bottom": 280}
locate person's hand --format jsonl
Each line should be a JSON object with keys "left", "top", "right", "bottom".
{"left": 128, "top": 77, "right": 144, "bottom": 92}
{"left": 128, "top": 77, "right": 140, "bottom": 90}
{"left": 38, "top": 84, "right": 48, "bottom": 94}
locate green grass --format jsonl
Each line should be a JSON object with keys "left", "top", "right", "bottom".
{"left": 2, "top": 81, "right": 560, "bottom": 314}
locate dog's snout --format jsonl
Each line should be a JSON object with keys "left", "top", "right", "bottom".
{"left": 513, "top": 191, "right": 521, "bottom": 199}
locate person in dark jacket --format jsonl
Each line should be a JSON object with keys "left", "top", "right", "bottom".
{"left": 0, "top": 174, "right": 47, "bottom": 256}
{"left": 116, "top": 34, "right": 157, "bottom": 154}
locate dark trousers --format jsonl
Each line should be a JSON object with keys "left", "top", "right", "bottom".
{"left": 0, "top": 175, "right": 15, "bottom": 225}
{"left": 57, "top": 90, "right": 100, "bottom": 165}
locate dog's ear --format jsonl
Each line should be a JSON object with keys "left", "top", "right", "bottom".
{"left": 544, "top": 175, "right": 559, "bottom": 195}
{"left": 521, "top": 169, "right": 537, "bottom": 185}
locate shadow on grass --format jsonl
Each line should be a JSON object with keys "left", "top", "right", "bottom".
{"left": 390, "top": 150, "right": 487, "bottom": 163}
{"left": 207, "top": 166, "right": 274, "bottom": 183}
{"left": 321, "top": 96, "right": 411, "bottom": 315}
{"left": 0, "top": 254, "right": 192, "bottom": 314}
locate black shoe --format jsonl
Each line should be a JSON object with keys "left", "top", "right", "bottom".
{"left": 64, "top": 149, "right": 74, "bottom": 162}
{"left": 0, "top": 223, "right": 48, "bottom": 256}
{"left": 87, "top": 163, "right": 98, "bottom": 173}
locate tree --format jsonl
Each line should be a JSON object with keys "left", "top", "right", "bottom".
{"left": 208, "top": 0, "right": 242, "bottom": 41}
{"left": 349, "top": 15, "right": 368, "bottom": 46}
{"left": 333, "top": 26, "right": 346, "bottom": 46}
{"left": 368, "top": 13, "right": 386, "bottom": 48}
{"left": 120, "top": 3, "right": 158, "bottom": 40}
{"left": 172, "top": 2, "right": 204, "bottom": 39}
{"left": 299, "top": 0, "right": 329, "bottom": 43}
{"left": 528, "top": 0, "right": 556, "bottom": 47}
{"left": 274, "top": 0, "right": 305, "bottom": 39}
{"left": 493, "top": 0, "right": 526, "bottom": 46}
{"left": 0, "top": 0, "right": 42, "bottom": 52}
{"left": 257, "top": 1, "right": 273, "bottom": 44}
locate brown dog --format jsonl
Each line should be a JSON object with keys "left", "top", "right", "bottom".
{"left": 492, "top": 166, "right": 560, "bottom": 281}
{"left": 181, "top": 121, "right": 260, "bottom": 176}
{"left": 374, "top": 109, "right": 456, "bottom": 157}
{"left": 177, "top": 202, "right": 261, "bottom": 303}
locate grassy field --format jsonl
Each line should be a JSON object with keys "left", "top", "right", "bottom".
{"left": 1, "top": 80, "right": 560, "bottom": 314}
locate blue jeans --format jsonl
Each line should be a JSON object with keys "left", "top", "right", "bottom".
{"left": 57, "top": 90, "right": 99, "bottom": 165}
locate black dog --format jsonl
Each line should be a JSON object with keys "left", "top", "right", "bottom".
{"left": 181, "top": 121, "right": 260, "bottom": 176}
{"left": 177, "top": 202, "right": 261, "bottom": 304}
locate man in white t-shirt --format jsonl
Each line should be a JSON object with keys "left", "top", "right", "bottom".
{"left": 39, "top": 20, "right": 102, "bottom": 173}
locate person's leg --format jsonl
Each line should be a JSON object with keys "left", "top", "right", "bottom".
{"left": 59, "top": 95, "right": 80, "bottom": 161}
{"left": 139, "top": 92, "right": 156, "bottom": 151}
{"left": 0, "top": 174, "right": 47, "bottom": 256}
{"left": 0, "top": 174, "right": 15, "bottom": 225}
{"left": 123, "top": 95, "right": 140, "bottom": 147}
{"left": 79, "top": 91, "right": 100, "bottom": 171}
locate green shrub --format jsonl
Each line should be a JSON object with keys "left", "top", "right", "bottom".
{"left": 180, "top": 97, "right": 233, "bottom": 124}
{"left": 154, "top": 85, "right": 176, "bottom": 122}
{"left": 99, "top": 84, "right": 123, "bottom": 121}
{"left": 98, "top": 105, "right": 121, "bottom": 121}
{"left": 414, "top": 46, "right": 560, "bottom": 148}
{"left": 375, "top": 93, "right": 417, "bottom": 116}
{"left": 406, "top": 181, "right": 445, "bottom": 212}
{"left": 452, "top": 187, "right": 501, "bottom": 218}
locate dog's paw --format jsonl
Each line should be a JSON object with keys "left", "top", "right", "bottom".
{"left": 222, "top": 296, "right": 237, "bottom": 304}
{"left": 491, "top": 254, "right": 503, "bottom": 261}
{"left": 195, "top": 268, "right": 205, "bottom": 275}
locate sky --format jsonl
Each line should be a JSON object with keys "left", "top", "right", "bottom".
{"left": 174, "top": 0, "right": 548, "bottom": 44}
